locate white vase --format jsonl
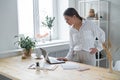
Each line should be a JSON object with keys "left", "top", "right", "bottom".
{"left": 49, "top": 29, "right": 52, "bottom": 41}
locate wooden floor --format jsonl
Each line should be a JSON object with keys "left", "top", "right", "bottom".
{"left": 0, "top": 55, "right": 120, "bottom": 80}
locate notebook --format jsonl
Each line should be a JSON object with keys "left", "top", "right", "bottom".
{"left": 40, "top": 48, "right": 65, "bottom": 64}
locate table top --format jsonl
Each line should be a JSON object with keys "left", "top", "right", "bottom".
{"left": 0, "top": 55, "right": 120, "bottom": 80}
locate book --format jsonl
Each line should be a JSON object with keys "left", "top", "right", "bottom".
{"left": 61, "top": 62, "right": 90, "bottom": 71}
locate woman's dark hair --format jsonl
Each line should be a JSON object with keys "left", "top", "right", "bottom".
{"left": 63, "top": 8, "right": 83, "bottom": 21}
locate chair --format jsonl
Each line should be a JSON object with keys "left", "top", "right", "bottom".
{"left": 114, "top": 60, "right": 120, "bottom": 71}
{"left": 112, "top": 47, "right": 120, "bottom": 71}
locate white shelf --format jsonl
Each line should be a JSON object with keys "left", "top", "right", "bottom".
{"left": 96, "top": 57, "right": 106, "bottom": 62}
{"left": 96, "top": 52, "right": 107, "bottom": 67}
{"left": 78, "top": 0, "right": 109, "bottom": 68}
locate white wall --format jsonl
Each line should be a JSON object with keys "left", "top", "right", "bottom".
{"left": 0, "top": 0, "right": 18, "bottom": 52}
{"left": 109, "top": 0, "right": 120, "bottom": 48}
{"left": 69, "top": 0, "right": 77, "bottom": 8}
{"left": 108, "top": 0, "right": 120, "bottom": 63}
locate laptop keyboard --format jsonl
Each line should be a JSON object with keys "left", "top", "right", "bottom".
{"left": 49, "top": 57, "right": 64, "bottom": 63}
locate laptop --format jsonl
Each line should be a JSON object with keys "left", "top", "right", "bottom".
{"left": 40, "top": 48, "right": 65, "bottom": 64}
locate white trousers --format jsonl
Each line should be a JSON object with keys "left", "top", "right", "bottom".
{"left": 71, "top": 50, "right": 96, "bottom": 66}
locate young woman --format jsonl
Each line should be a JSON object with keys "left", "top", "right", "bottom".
{"left": 57, "top": 8, "right": 105, "bottom": 66}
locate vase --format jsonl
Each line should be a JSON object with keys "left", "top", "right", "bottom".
{"left": 108, "top": 59, "right": 113, "bottom": 73}
{"left": 22, "top": 49, "right": 32, "bottom": 59}
{"left": 49, "top": 29, "right": 52, "bottom": 41}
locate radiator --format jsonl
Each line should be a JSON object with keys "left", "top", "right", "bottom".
{"left": 48, "top": 49, "right": 68, "bottom": 58}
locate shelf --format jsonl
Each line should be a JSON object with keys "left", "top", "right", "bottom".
{"left": 96, "top": 57, "right": 106, "bottom": 62}
{"left": 78, "top": 0, "right": 109, "bottom": 68}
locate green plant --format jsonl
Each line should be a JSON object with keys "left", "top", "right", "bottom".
{"left": 42, "top": 16, "right": 55, "bottom": 41}
{"left": 15, "top": 36, "right": 36, "bottom": 54}
{"left": 42, "top": 15, "right": 55, "bottom": 29}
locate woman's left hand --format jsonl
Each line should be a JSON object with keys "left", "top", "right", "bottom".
{"left": 89, "top": 48, "right": 98, "bottom": 54}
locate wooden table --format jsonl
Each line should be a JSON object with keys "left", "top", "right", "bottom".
{"left": 0, "top": 55, "right": 120, "bottom": 80}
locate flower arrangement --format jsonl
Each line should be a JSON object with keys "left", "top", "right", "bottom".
{"left": 42, "top": 16, "right": 55, "bottom": 41}
{"left": 102, "top": 40, "right": 113, "bottom": 73}
{"left": 42, "top": 15, "right": 55, "bottom": 30}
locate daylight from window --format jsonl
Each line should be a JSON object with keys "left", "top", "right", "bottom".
{"left": 17, "top": 0, "right": 69, "bottom": 43}
{"left": 17, "top": 0, "right": 34, "bottom": 37}
{"left": 17, "top": 0, "right": 54, "bottom": 39}
{"left": 38, "top": 0, "right": 53, "bottom": 40}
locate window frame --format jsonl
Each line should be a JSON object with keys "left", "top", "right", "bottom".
{"left": 33, "top": 0, "right": 58, "bottom": 40}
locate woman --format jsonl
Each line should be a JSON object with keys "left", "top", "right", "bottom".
{"left": 57, "top": 8, "right": 105, "bottom": 66}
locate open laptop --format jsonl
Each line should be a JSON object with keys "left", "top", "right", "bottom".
{"left": 40, "top": 48, "right": 65, "bottom": 64}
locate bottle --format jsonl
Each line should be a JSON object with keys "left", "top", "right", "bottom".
{"left": 95, "top": 37, "right": 99, "bottom": 48}
{"left": 36, "top": 62, "right": 40, "bottom": 71}
{"left": 95, "top": 37, "right": 99, "bottom": 59}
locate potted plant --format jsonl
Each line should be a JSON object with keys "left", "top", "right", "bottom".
{"left": 42, "top": 15, "right": 55, "bottom": 41}
{"left": 15, "top": 35, "right": 36, "bottom": 59}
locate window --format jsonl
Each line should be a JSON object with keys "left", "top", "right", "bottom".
{"left": 39, "top": 0, "right": 53, "bottom": 36}
{"left": 17, "top": 0, "right": 34, "bottom": 37}
{"left": 17, "top": 0, "right": 69, "bottom": 42}
{"left": 18, "top": 0, "right": 56, "bottom": 39}
{"left": 35, "top": 0, "right": 57, "bottom": 41}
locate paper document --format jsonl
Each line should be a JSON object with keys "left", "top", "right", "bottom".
{"left": 61, "top": 62, "right": 90, "bottom": 71}
{"left": 41, "top": 64, "right": 58, "bottom": 71}
{"left": 77, "top": 67, "right": 90, "bottom": 71}
{"left": 62, "top": 62, "right": 80, "bottom": 70}
{"left": 28, "top": 63, "right": 58, "bottom": 71}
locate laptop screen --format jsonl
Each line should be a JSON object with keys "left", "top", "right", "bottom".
{"left": 40, "top": 48, "right": 65, "bottom": 64}
{"left": 40, "top": 48, "right": 49, "bottom": 60}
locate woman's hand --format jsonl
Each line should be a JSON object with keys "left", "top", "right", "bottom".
{"left": 57, "top": 57, "right": 68, "bottom": 61}
{"left": 89, "top": 48, "right": 98, "bottom": 54}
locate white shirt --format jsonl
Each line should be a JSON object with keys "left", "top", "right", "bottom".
{"left": 66, "top": 20, "right": 105, "bottom": 60}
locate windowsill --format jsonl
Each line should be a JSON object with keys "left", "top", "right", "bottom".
{"left": 36, "top": 39, "right": 69, "bottom": 52}
{"left": 36, "top": 39, "right": 69, "bottom": 47}
{"left": 0, "top": 40, "right": 69, "bottom": 58}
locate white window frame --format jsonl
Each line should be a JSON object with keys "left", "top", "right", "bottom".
{"left": 17, "top": 0, "right": 69, "bottom": 44}
{"left": 33, "top": 0, "right": 58, "bottom": 41}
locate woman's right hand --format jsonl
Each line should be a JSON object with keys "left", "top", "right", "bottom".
{"left": 57, "top": 57, "right": 68, "bottom": 61}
